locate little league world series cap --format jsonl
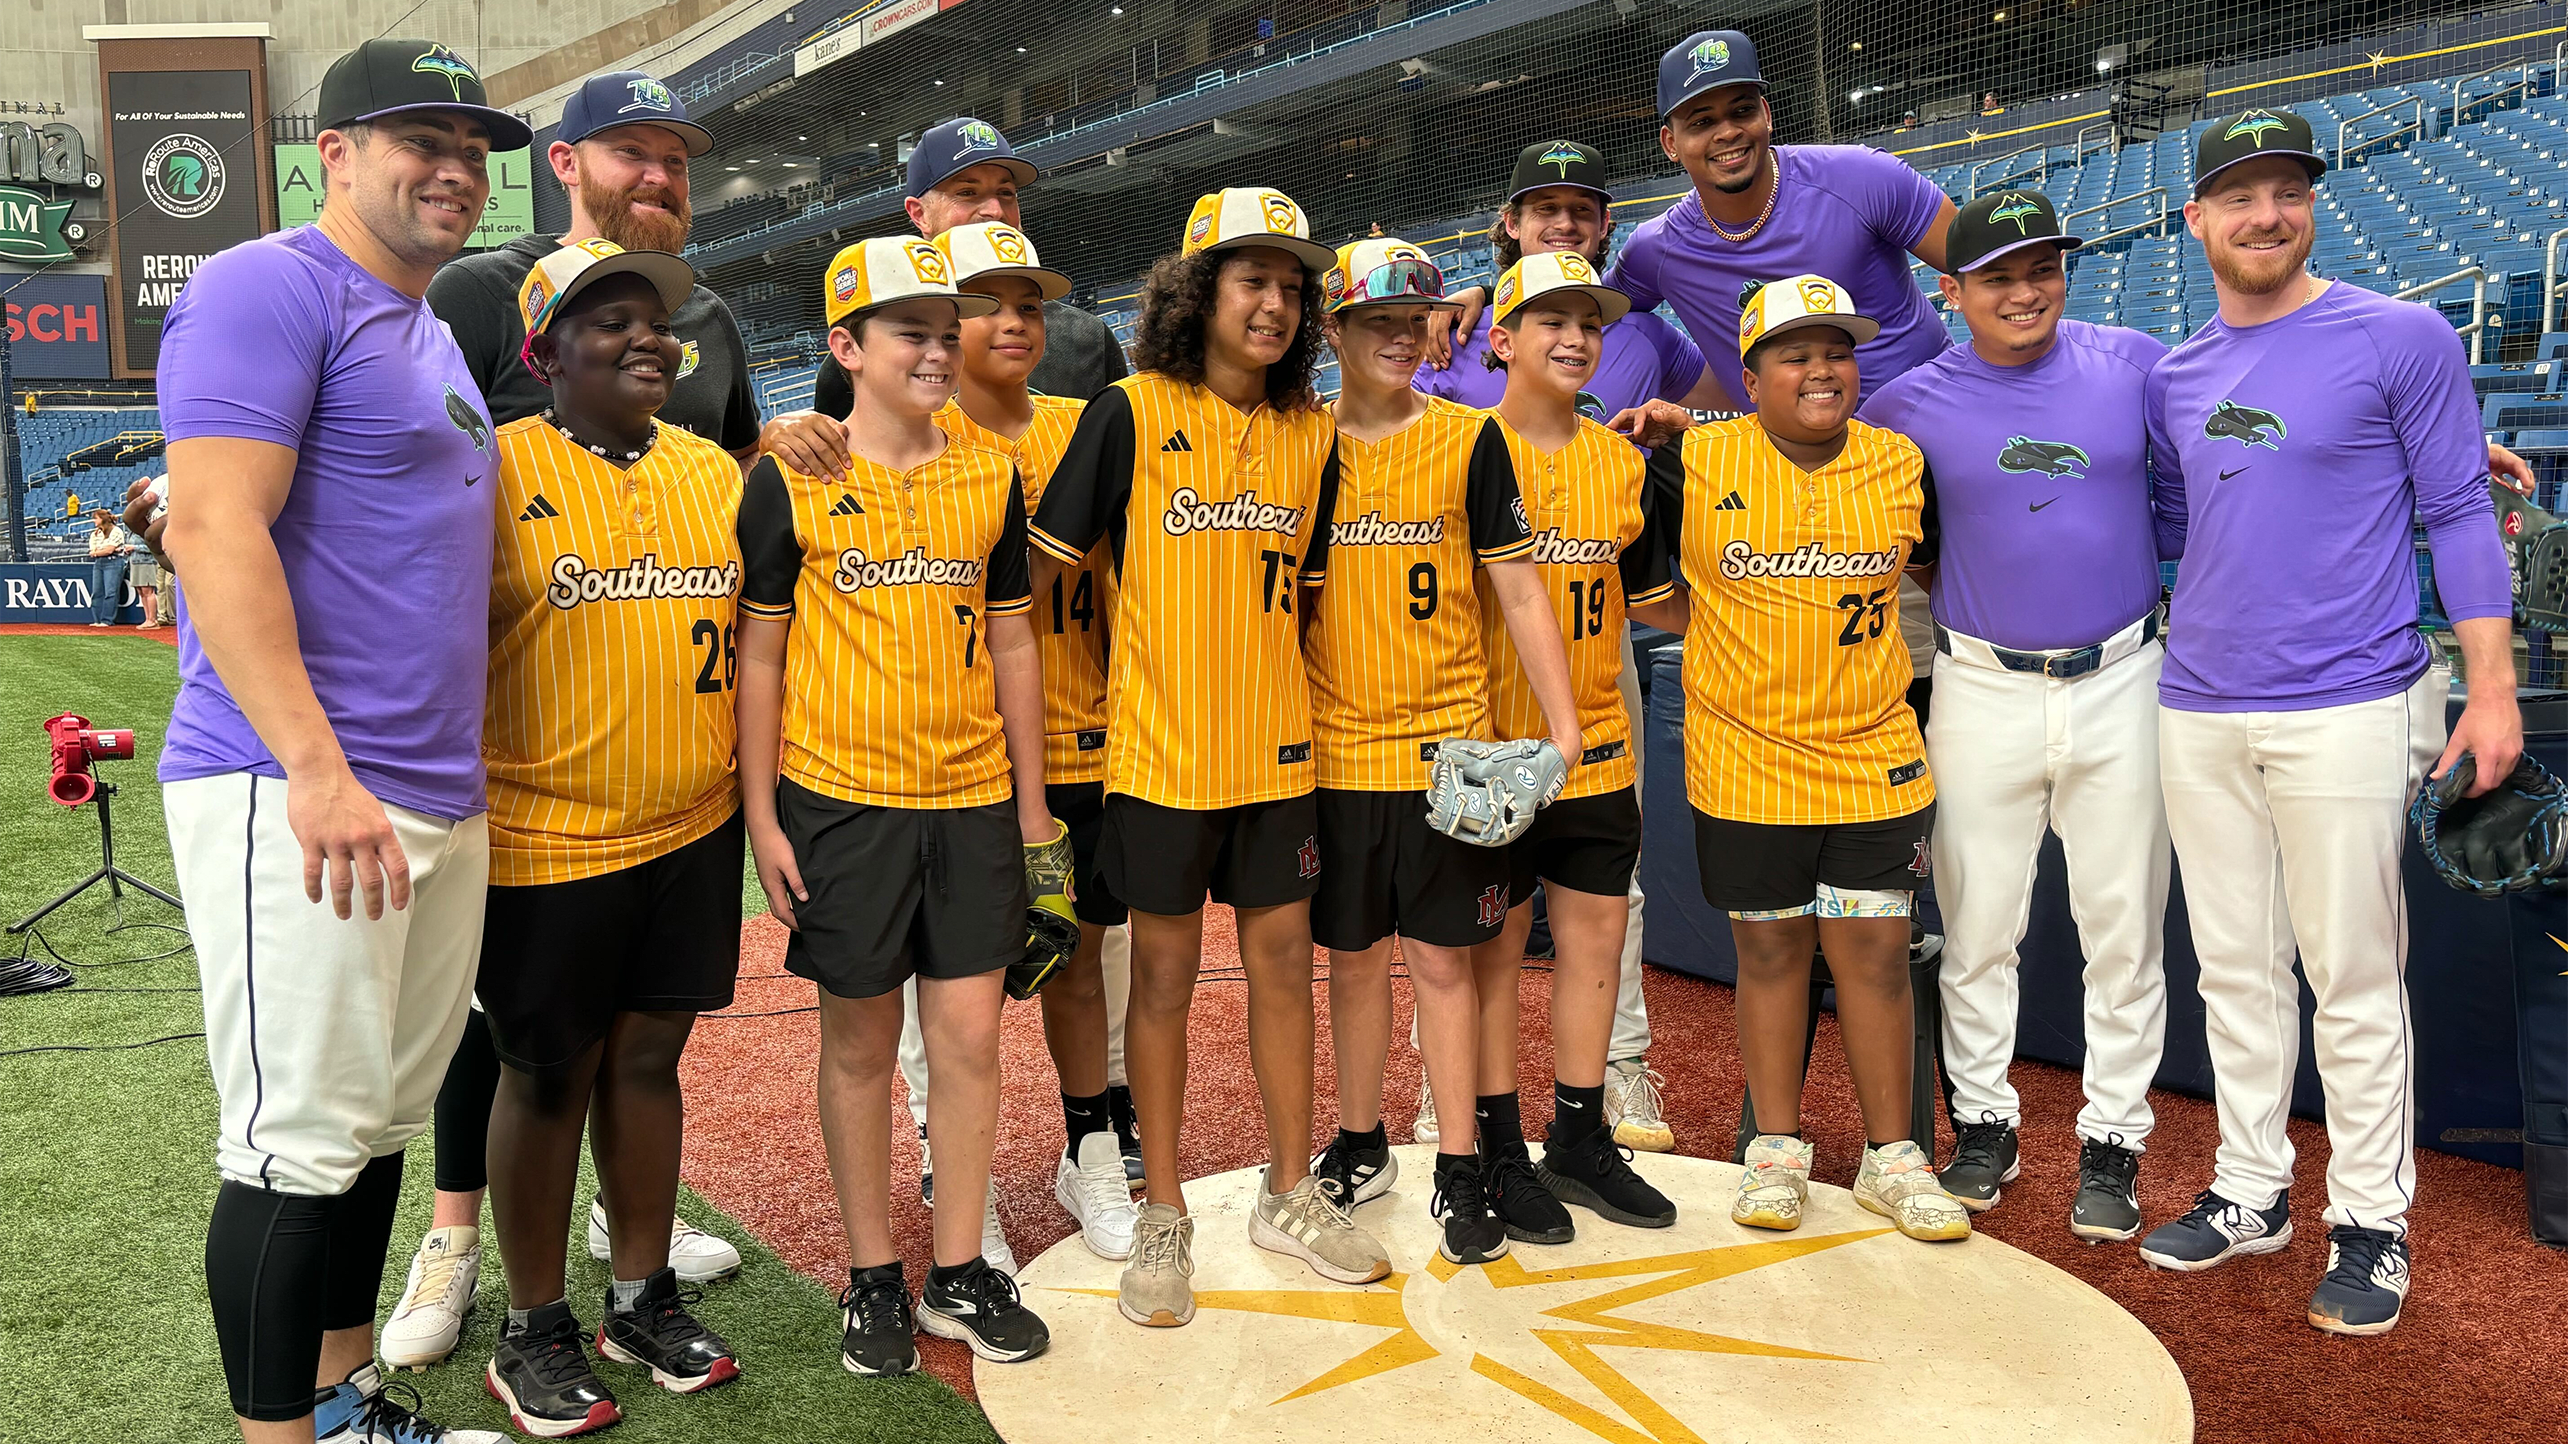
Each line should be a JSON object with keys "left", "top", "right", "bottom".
{"left": 1491, "top": 250, "right": 1630, "bottom": 328}
{"left": 1657, "top": 30, "right": 1763, "bottom": 119}
{"left": 1738, "top": 273, "right": 1879, "bottom": 357}
{"left": 823, "top": 235, "right": 999, "bottom": 327}
{"left": 557, "top": 70, "right": 714, "bottom": 157}
{"left": 1181, "top": 188, "right": 1336, "bottom": 271}
{"left": 908, "top": 117, "right": 1038, "bottom": 198}
{"left": 1324, "top": 237, "right": 1454, "bottom": 312}
{"left": 1945, "top": 189, "right": 2086, "bottom": 275}
{"left": 937, "top": 221, "right": 1073, "bottom": 301}
{"left": 319, "top": 39, "right": 533, "bottom": 152}
{"left": 1507, "top": 139, "right": 1611, "bottom": 205}
{"left": 2194, "top": 108, "right": 2329, "bottom": 195}
{"left": 517, "top": 238, "right": 696, "bottom": 337}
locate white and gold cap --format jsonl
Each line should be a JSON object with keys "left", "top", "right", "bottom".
{"left": 1737, "top": 273, "right": 1879, "bottom": 357}
{"left": 1490, "top": 250, "right": 1630, "bottom": 328}
{"left": 516, "top": 237, "right": 694, "bottom": 337}
{"left": 1322, "top": 236, "right": 1455, "bottom": 312}
{"left": 822, "top": 235, "right": 999, "bottom": 328}
{"left": 935, "top": 221, "right": 1072, "bottom": 302}
{"left": 1180, "top": 187, "right": 1335, "bottom": 271}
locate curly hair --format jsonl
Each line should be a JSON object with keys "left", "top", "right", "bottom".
{"left": 1130, "top": 249, "right": 1326, "bottom": 411}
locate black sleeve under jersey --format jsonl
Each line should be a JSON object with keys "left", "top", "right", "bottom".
{"left": 711, "top": 303, "right": 762, "bottom": 452}
{"left": 1030, "top": 385, "right": 1136, "bottom": 568}
{"left": 1299, "top": 438, "right": 1343, "bottom": 585}
{"left": 1464, "top": 418, "right": 1534, "bottom": 559}
{"left": 1910, "top": 457, "right": 1941, "bottom": 569}
{"left": 985, "top": 470, "right": 1034, "bottom": 613}
{"left": 737, "top": 456, "right": 803, "bottom": 617}
{"left": 1625, "top": 445, "right": 1686, "bottom": 603}
{"left": 813, "top": 353, "right": 854, "bottom": 422}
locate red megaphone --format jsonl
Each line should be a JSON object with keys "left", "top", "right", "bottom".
{"left": 44, "top": 713, "right": 135, "bottom": 807}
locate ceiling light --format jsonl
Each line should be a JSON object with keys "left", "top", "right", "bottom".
{"left": 796, "top": 134, "right": 808, "bottom": 141}
{"left": 1017, "top": 45, "right": 1028, "bottom": 52}
{"left": 726, "top": 165, "right": 740, "bottom": 171}
{"left": 1111, "top": 5, "right": 1124, "bottom": 13}
{"left": 933, "top": 78, "right": 945, "bottom": 85}
{"left": 1849, "top": 89, "right": 1864, "bottom": 103}
{"left": 1849, "top": 41, "right": 1863, "bottom": 51}
{"left": 1992, "top": 8, "right": 2008, "bottom": 17}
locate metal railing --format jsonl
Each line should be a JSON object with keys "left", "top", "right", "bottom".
{"left": 1968, "top": 142, "right": 2046, "bottom": 199}
{"left": 2063, "top": 186, "right": 2172, "bottom": 246}
{"left": 2336, "top": 96, "right": 2425, "bottom": 169}
{"left": 2073, "top": 121, "right": 2115, "bottom": 165}
{"left": 2395, "top": 265, "right": 2497, "bottom": 362}
{"left": 2541, "top": 226, "right": 2568, "bottom": 335}
{"left": 2454, "top": 60, "right": 2536, "bottom": 130}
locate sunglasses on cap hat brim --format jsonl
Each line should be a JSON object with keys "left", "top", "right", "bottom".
{"left": 1331, "top": 258, "right": 1457, "bottom": 311}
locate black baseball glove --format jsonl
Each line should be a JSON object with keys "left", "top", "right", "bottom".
{"left": 2412, "top": 751, "right": 2568, "bottom": 898}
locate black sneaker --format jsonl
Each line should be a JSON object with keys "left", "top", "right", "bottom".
{"left": 2070, "top": 1136, "right": 2144, "bottom": 1243}
{"left": 484, "top": 1301, "right": 619, "bottom": 1438}
{"left": 1940, "top": 1113, "right": 2020, "bottom": 1213}
{"left": 1312, "top": 1128, "right": 1398, "bottom": 1206}
{"left": 1483, "top": 1140, "right": 1574, "bottom": 1244}
{"left": 917, "top": 1257, "right": 1051, "bottom": 1363}
{"left": 839, "top": 1263, "right": 917, "bottom": 1377}
{"left": 1430, "top": 1153, "right": 1509, "bottom": 1265}
{"left": 1108, "top": 1084, "right": 1145, "bottom": 1185}
{"left": 598, "top": 1267, "right": 739, "bottom": 1394}
{"left": 1537, "top": 1126, "right": 1676, "bottom": 1228}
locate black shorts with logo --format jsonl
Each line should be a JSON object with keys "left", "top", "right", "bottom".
{"left": 1311, "top": 788, "right": 1511, "bottom": 952}
{"left": 1045, "top": 780, "right": 1128, "bottom": 927}
{"left": 1508, "top": 786, "right": 1643, "bottom": 902}
{"left": 1692, "top": 805, "right": 1935, "bottom": 915}
{"left": 774, "top": 778, "right": 1026, "bottom": 999}
{"left": 477, "top": 811, "right": 745, "bottom": 1076}
{"left": 1099, "top": 791, "right": 1321, "bottom": 916}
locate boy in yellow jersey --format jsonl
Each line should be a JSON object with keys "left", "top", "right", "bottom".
{"left": 479, "top": 241, "right": 743, "bottom": 1437}
{"left": 1029, "top": 188, "right": 1390, "bottom": 1327}
{"left": 1303, "top": 236, "right": 1584, "bottom": 1266}
{"left": 734, "top": 237, "right": 1055, "bottom": 1376}
{"left": 1650, "top": 274, "right": 1968, "bottom": 1243}
{"left": 1470, "top": 252, "right": 1683, "bottom": 1233}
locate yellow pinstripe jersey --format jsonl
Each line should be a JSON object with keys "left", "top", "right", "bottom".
{"left": 937, "top": 395, "right": 1113, "bottom": 784}
{"left": 737, "top": 439, "right": 1033, "bottom": 807}
{"left": 1477, "top": 415, "right": 1673, "bottom": 800}
{"left": 485, "top": 417, "right": 744, "bottom": 885}
{"left": 1669, "top": 417, "right": 1935, "bottom": 825}
{"left": 1304, "top": 399, "right": 1534, "bottom": 790}
{"left": 1028, "top": 373, "right": 1338, "bottom": 809}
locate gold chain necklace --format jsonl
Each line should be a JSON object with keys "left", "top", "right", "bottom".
{"left": 1701, "top": 155, "right": 1779, "bottom": 243}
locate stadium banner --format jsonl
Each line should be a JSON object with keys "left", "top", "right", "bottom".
{"left": 0, "top": 563, "right": 145, "bottom": 624}
{"left": 793, "top": 25, "right": 864, "bottom": 77}
{"left": 273, "top": 142, "right": 535, "bottom": 248}
{"left": 862, "top": 0, "right": 942, "bottom": 47}
{"left": 2, "top": 272, "right": 111, "bottom": 378}
{"left": 92, "top": 31, "right": 277, "bottom": 378}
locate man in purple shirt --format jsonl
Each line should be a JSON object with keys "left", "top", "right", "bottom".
{"left": 2135, "top": 108, "right": 2518, "bottom": 1339}
{"left": 154, "top": 39, "right": 520, "bottom": 1444}
{"left": 1860, "top": 191, "right": 2172, "bottom": 1245}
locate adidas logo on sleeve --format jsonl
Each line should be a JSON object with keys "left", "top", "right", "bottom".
{"left": 1160, "top": 431, "right": 1194, "bottom": 453}
{"left": 829, "top": 492, "right": 865, "bottom": 516}
{"left": 518, "top": 494, "right": 561, "bottom": 522}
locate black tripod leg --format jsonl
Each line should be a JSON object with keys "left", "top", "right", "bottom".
{"left": 7, "top": 868, "right": 115, "bottom": 934}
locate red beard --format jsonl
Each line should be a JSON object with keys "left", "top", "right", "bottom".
{"left": 584, "top": 176, "right": 691, "bottom": 254}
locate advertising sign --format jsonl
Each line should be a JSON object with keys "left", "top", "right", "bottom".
{"left": 104, "top": 67, "right": 263, "bottom": 372}
{"left": 272, "top": 142, "right": 534, "bottom": 246}
{"left": 2, "top": 272, "right": 110, "bottom": 378}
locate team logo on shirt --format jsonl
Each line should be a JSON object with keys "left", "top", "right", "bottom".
{"left": 1528, "top": 528, "right": 1621, "bottom": 565}
{"left": 1329, "top": 511, "right": 1447, "bottom": 546}
{"left": 832, "top": 546, "right": 986, "bottom": 593}
{"left": 443, "top": 386, "right": 492, "bottom": 454}
{"left": 1717, "top": 539, "right": 1900, "bottom": 580}
{"left": 675, "top": 338, "right": 701, "bottom": 380}
{"left": 547, "top": 553, "right": 740, "bottom": 610}
{"left": 2203, "top": 398, "right": 2287, "bottom": 451}
{"left": 1160, "top": 487, "right": 1306, "bottom": 537}
{"left": 1576, "top": 390, "right": 1606, "bottom": 420}
{"left": 618, "top": 76, "right": 676, "bottom": 114}
{"left": 1997, "top": 435, "right": 2090, "bottom": 479}
{"left": 2223, "top": 110, "right": 2290, "bottom": 147}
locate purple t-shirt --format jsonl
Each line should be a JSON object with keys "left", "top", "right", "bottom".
{"left": 2145, "top": 281, "right": 2508, "bottom": 712}
{"left": 1859, "top": 319, "right": 2167, "bottom": 651}
{"left": 157, "top": 226, "right": 497, "bottom": 820}
{"left": 1417, "top": 305, "right": 1708, "bottom": 422}
{"left": 1607, "top": 145, "right": 1952, "bottom": 402}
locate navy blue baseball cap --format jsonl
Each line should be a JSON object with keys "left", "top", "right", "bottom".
{"left": 1657, "top": 30, "right": 1764, "bottom": 119}
{"left": 907, "top": 117, "right": 1037, "bottom": 197}
{"left": 559, "top": 71, "right": 713, "bottom": 157}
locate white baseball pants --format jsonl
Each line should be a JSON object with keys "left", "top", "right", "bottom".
{"left": 168, "top": 772, "right": 488, "bottom": 1196}
{"left": 2159, "top": 664, "right": 2445, "bottom": 1236}
{"left": 1928, "top": 639, "right": 2171, "bottom": 1146}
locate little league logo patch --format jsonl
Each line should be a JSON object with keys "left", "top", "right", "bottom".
{"left": 1323, "top": 267, "right": 1350, "bottom": 302}
{"left": 2204, "top": 398, "right": 2287, "bottom": 450}
{"left": 411, "top": 45, "right": 481, "bottom": 100}
{"left": 1260, "top": 193, "right": 1301, "bottom": 235}
{"left": 989, "top": 226, "right": 1031, "bottom": 263}
{"left": 1686, "top": 37, "right": 1732, "bottom": 82}
{"left": 1988, "top": 194, "right": 2044, "bottom": 233}
{"left": 1556, "top": 253, "right": 1596, "bottom": 283}
{"left": 1738, "top": 289, "right": 1765, "bottom": 344}
{"left": 1188, "top": 211, "right": 1215, "bottom": 245}
{"left": 619, "top": 76, "right": 676, "bottom": 114}
{"left": 2224, "top": 110, "right": 2289, "bottom": 147}
{"left": 1797, "top": 277, "right": 1840, "bottom": 315}
{"left": 955, "top": 120, "right": 1003, "bottom": 156}
{"left": 1538, "top": 141, "right": 1584, "bottom": 177}
{"left": 675, "top": 338, "right": 701, "bottom": 381}
{"left": 831, "top": 267, "right": 862, "bottom": 305}
{"left": 1997, "top": 435, "right": 2091, "bottom": 479}
{"left": 905, "top": 241, "right": 949, "bottom": 285}
{"left": 1494, "top": 273, "right": 1519, "bottom": 311}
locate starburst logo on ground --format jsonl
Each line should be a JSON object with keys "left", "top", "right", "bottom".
{"left": 1687, "top": 37, "right": 1731, "bottom": 81}
{"left": 619, "top": 76, "right": 675, "bottom": 114}
{"left": 1988, "top": 193, "right": 2043, "bottom": 233}
{"left": 1539, "top": 142, "right": 1584, "bottom": 177}
{"left": 140, "top": 134, "right": 224, "bottom": 220}
{"left": 411, "top": 46, "right": 481, "bottom": 100}
{"left": 2224, "top": 110, "right": 2288, "bottom": 147}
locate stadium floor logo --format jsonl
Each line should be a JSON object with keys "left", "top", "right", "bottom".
{"left": 982, "top": 1147, "right": 2191, "bottom": 1444}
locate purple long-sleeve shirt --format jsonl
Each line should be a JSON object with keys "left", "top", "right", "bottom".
{"left": 2144, "top": 281, "right": 2507, "bottom": 712}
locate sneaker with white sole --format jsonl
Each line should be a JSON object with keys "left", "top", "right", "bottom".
{"left": 318, "top": 1362, "right": 507, "bottom": 1443}
{"left": 585, "top": 1201, "right": 742, "bottom": 1283}
{"left": 1854, "top": 1140, "right": 1972, "bottom": 1241}
{"left": 596, "top": 1267, "right": 739, "bottom": 1394}
{"left": 917, "top": 1257, "right": 1050, "bottom": 1362}
{"left": 1413, "top": 1089, "right": 1440, "bottom": 1145}
{"left": 382, "top": 1227, "right": 480, "bottom": 1371}
{"left": 1940, "top": 1114, "right": 2021, "bottom": 1213}
{"left": 1604, "top": 1059, "right": 1676, "bottom": 1153}
{"left": 1249, "top": 1169, "right": 1392, "bottom": 1284}
{"left": 2139, "top": 1188, "right": 2292, "bottom": 1272}
{"left": 1119, "top": 1202, "right": 1196, "bottom": 1327}
{"left": 1311, "top": 1128, "right": 1398, "bottom": 1206}
{"left": 1056, "top": 1131, "right": 1140, "bottom": 1259}
{"left": 1732, "top": 1134, "right": 1814, "bottom": 1232}
{"left": 2308, "top": 1225, "right": 2409, "bottom": 1336}
{"left": 484, "top": 1301, "right": 619, "bottom": 1438}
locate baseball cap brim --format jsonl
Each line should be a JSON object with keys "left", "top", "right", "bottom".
{"left": 916, "top": 154, "right": 1039, "bottom": 196}
{"left": 536, "top": 250, "right": 698, "bottom": 332}
{"left": 572, "top": 115, "right": 716, "bottom": 157}
{"left": 957, "top": 264, "right": 1073, "bottom": 303}
{"left": 346, "top": 100, "right": 534, "bottom": 153}
{"left": 1954, "top": 232, "right": 2086, "bottom": 274}
{"left": 1749, "top": 312, "right": 1881, "bottom": 352}
{"left": 1498, "top": 281, "right": 1633, "bottom": 329}
{"left": 2193, "top": 149, "right": 2327, "bottom": 196}
{"left": 1201, "top": 233, "right": 1337, "bottom": 272}
{"left": 1662, "top": 75, "right": 1764, "bottom": 120}
{"left": 840, "top": 292, "right": 1003, "bottom": 324}
{"left": 1506, "top": 178, "right": 1614, "bottom": 207}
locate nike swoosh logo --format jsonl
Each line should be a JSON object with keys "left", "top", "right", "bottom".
{"left": 1559, "top": 1099, "right": 1584, "bottom": 1109}
{"left": 2219, "top": 466, "right": 2250, "bottom": 481}
{"left": 2029, "top": 497, "right": 2057, "bottom": 512}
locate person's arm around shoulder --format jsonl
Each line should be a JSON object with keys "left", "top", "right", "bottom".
{"left": 734, "top": 456, "right": 807, "bottom": 924}
{"left": 1609, "top": 315, "right": 1736, "bottom": 445}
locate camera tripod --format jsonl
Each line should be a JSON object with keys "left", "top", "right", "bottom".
{"left": 8, "top": 780, "right": 183, "bottom": 935}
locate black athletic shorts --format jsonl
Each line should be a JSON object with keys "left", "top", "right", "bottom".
{"left": 1046, "top": 780, "right": 1128, "bottom": 927}
{"left": 774, "top": 779, "right": 1026, "bottom": 999}
{"left": 477, "top": 811, "right": 745, "bottom": 1075}
{"left": 1099, "top": 791, "right": 1321, "bottom": 916}
{"left": 1311, "top": 788, "right": 1511, "bottom": 952}
{"left": 1692, "top": 805, "right": 1936, "bottom": 915}
{"left": 1508, "top": 786, "right": 1642, "bottom": 902}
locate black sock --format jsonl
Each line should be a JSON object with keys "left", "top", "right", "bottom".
{"left": 1062, "top": 1090, "right": 1112, "bottom": 1160}
{"left": 1337, "top": 1123, "right": 1386, "bottom": 1152}
{"left": 1474, "top": 1092, "right": 1523, "bottom": 1151}
{"left": 1868, "top": 1138, "right": 1907, "bottom": 1153}
{"left": 1551, "top": 1081, "right": 1604, "bottom": 1141}
{"left": 927, "top": 1259, "right": 978, "bottom": 1287}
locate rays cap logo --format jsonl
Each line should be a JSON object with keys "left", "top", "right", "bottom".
{"left": 955, "top": 120, "right": 1003, "bottom": 155}
{"left": 1659, "top": 29, "right": 1762, "bottom": 117}
{"left": 2224, "top": 109, "right": 2288, "bottom": 146}
{"left": 411, "top": 44, "right": 480, "bottom": 100}
{"left": 1539, "top": 141, "right": 1585, "bottom": 177}
{"left": 2195, "top": 107, "right": 2324, "bottom": 195}
{"left": 140, "top": 134, "right": 225, "bottom": 220}
{"left": 619, "top": 76, "right": 675, "bottom": 114}
{"left": 1687, "top": 37, "right": 1732, "bottom": 82}
{"left": 1988, "top": 193, "right": 2044, "bottom": 233}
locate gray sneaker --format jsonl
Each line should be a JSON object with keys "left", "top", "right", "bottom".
{"left": 1249, "top": 1169, "right": 1392, "bottom": 1284}
{"left": 1940, "top": 1114, "right": 2020, "bottom": 1213}
{"left": 1118, "top": 1203, "right": 1195, "bottom": 1327}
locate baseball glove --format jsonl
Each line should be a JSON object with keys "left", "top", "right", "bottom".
{"left": 1010, "top": 820, "right": 1080, "bottom": 1000}
{"left": 2413, "top": 751, "right": 2568, "bottom": 898}
{"left": 1424, "top": 738, "right": 1569, "bottom": 848}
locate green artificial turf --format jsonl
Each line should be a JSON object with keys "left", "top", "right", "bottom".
{"left": 0, "top": 635, "right": 998, "bottom": 1444}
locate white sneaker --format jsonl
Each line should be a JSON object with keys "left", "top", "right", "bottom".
{"left": 380, "top": 1226, "right": 479, "bottom": 1370}
{"left": 981, "top": 1185, "right": 1020, "bottom": 1276}
{"left": 1731, "top": 1134, "right": 1813, "bottom": 1232}
{"left": 1605, "top": 1058, "right": 1676, "bottom": 1153}
{"left": 1854, "top": 1140, "right": 1973, "bottom": 1242}
{"left": 586, "top": 1200, "right": 743, "bottom": 1282}
{"left": 1413, "top": 1088, "right": 1440, "bottom": 1145}
{"left": 1056, "top": 1131, "right": 1141, "bottom": 1260}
